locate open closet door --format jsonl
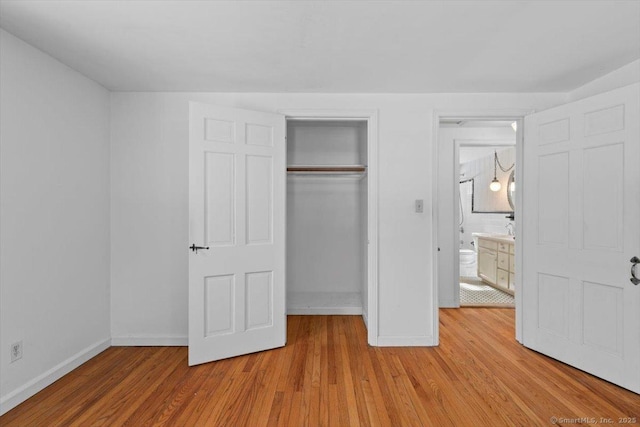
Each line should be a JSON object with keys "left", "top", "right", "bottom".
{"left": 522, "top": 83, "right": 640, "bottom": 392}
{"left": 188, "top": 102, "right": 286, "bottom": 366}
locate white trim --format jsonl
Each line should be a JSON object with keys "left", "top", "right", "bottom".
{"left": 437, "top": 112, "right": 533, "bottom": 121}
{"left": 280, "top": 109, "right": 378, "bottom": 120}
{"left": 376, "top": 335, "right": 436, "bottom": 347}
{"left": 0, "top": 338, "right": 111, "bottom": 416}
{"left": 286, "top": 116, "right": 369, "bottom": 122}
{"left": 280, "top": 109, "right": 380, "bottom": 347}
{"left": 452, "top": 139, "right": 461, "bottom": 308}
{"left": 456, "top": 139, "right": 516, "bottom": 147}
{"left": 431, "top": 110, "right": 441, "bottom": 345}
{"left": 111, "top": 336, "right": 188, "bottom": 346}
{"left": 433, "top": 109, "right": 533, "bottom": 346}
{"left": 286, "top": 308, "right": 363, "bottom": 315}
{"left": 366, "top": 111, "right": 379, "bottom": 347}
{"left": 439, "top": 298, "right": 458, "bottom": 308}
{"left": 513, "top": 118, "right": 524, "bottom": 343}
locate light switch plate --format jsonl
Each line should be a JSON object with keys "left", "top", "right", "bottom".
{"left": 415, "top": 199, "right": 424, "bottom": 213}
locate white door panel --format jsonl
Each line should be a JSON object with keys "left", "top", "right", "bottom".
{"left": 189, "top": 102, "right": 286, "bottom": 366}
{"left": 522, "top": 84, "right": 640, "bottom": 393}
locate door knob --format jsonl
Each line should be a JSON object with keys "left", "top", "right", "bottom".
{"left": 631, "top": 256, "right": 640, "bottom": 286}
{"left": 190, "top": 244, "right": 210, "bottom": 253}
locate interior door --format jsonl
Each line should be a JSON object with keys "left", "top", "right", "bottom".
{"left": 522, "top": 83, "right": 640, "bottom": 392}
{"left": 188, "top": 102, "right": 286, "bottom": 366}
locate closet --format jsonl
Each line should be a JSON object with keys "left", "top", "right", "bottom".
{"left": 286, "top": 119, "right": 368, "bottom": 316}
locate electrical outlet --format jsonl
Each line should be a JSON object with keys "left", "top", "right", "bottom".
{"left": 11, "top": 341, "right": 22, "bottom": 363}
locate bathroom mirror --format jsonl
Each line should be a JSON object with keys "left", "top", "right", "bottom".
{"left": 507, "top": 170, "right": 515, "bottom": 211}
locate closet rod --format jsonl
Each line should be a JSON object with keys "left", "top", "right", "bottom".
{"left": 287, "top": 166, "right": 366, "bottom": 173}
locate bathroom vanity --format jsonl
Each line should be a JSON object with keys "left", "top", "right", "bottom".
{"left": 474, "top": 233, "right": 515, "bottom": 295}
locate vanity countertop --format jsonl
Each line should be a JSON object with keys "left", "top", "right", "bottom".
{"left": 472, "top": 233, "right": 515, "bottom": 244}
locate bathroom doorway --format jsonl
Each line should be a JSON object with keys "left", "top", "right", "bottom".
{"left": 436, "top": 118, "right": 521, "bottom": 310}
{"left": 457, "top": 142, "right": 515, "bottom": 307}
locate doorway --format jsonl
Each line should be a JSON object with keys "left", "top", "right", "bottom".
{"left": 285, "top": 119, "right": 368, "bottom": 316}
{"left": 433, "top": 113, "right": 525, "bottom": 341}
{"left": 434, "top": 85, "right": 640, "bottom": 392}
{"left": 457, "top": 138, "right": 516, "bottom": 307}
{"left": 282, "top": 110, "right": 379, "bottom": 346}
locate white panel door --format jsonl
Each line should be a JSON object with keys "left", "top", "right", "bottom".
{"left": 189, "top": 102, "right": 286, "bottom": 366}
{"left": 522, "top": 84, "right": 640, "bottom": 392}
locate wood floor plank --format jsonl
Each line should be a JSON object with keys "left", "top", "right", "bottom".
{"left": 2, "top": 309, "right": 639, "bottom": 426}
{"left": 337, "top": 320, "right": 362, "bottom": 426}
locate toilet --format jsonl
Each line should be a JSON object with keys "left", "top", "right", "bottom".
{"left": 459, "top": 248, "right": 477, "bottom": 278}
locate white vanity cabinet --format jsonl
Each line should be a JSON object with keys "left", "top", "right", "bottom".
{"left": 478, "top": 243, "right": 498, "bottom": 285}
{"left": 475, "top": 234, "right": 515, "bottom": 295}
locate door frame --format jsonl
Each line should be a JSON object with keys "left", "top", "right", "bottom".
{"left": 279, "top": 109, "right": 380, "bottom": 346}
{"left": 432, "top": 109, "right": 531, "bottom": 344}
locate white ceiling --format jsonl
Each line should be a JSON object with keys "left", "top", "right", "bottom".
{"left": 1, "top": 1, "right": 638, "bottom": 93}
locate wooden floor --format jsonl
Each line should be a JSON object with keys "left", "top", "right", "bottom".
{"left": 2, "top": 309, "right": 638, "bottom": 426}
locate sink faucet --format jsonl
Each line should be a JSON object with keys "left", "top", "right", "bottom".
{"left": 506, "top": 223, "right": 515, "bottom": 236}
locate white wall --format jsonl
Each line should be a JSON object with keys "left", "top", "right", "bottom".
{"left": 437, "top": 127, "right": 516, "bottom": 307}
{"left": 287, "top": 179, "right": 363, "bottom": 294}
{"left": 567, "top": 59, "right": 640, "bottom": 102}
{"left": 461, "top": 146, "right": 515, "bottom": 214}
{"left": 0, "top": 30, "right": 111, "bottom": 414}
{"left": 110, "top": 92, "right": 563, "bottom": 345}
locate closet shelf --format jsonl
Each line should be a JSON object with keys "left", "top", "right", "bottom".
{"left": 286, "top": 165, "right": 367, "bottom": 176}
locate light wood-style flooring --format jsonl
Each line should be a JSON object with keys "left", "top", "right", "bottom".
{"left": 1, "top": 309, "right": 638, "bottom": 426}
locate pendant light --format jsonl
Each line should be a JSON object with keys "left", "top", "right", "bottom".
{"left": 490, "top": 149, "right": 515, "bottom": 192}
{"left": 490, "top": 151, "right": 501, "bottom": 192}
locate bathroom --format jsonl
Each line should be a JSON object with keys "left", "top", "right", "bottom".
{"left": 439, "top": 119, "right": 517, "bottom": 306}
{"left": 459, "top": 144, "right": 514, "bottom": 268}
{"left": 460, "top": 137, "right": 516, "bottom": 307}
{"left": 438, "top": 118, "right": 521, "bottom": 308}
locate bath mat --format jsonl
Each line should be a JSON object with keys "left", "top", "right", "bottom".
{"left": 460, "top": 281, "right": 514, "bottom": 307}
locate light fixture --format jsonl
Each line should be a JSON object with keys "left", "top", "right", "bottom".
{"left": 490, "top": 177, "right": 501, "bottom": 192}
{"left": 490, "top": 150, "right": 515, "bottom": 192}
{"left": 490, "top": 151, "right": 502, "bottom": 192}
{"left": 511, "top": 121, "right": 517, "bottom": 132}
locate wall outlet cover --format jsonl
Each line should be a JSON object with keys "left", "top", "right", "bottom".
{"left": 11, "top": 341, "right": 23, "bottom": 362}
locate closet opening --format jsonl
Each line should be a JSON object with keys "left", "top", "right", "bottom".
{"left": 285, "top": 118, "right": 370, "bottom": 324}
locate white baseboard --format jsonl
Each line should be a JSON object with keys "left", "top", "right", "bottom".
{"left": 0, "top": 338, "right": 111, "bottom": 416}
{"left": 439, "top": 298, "right": 458, "bottom": 308}
{"left": 362, "top": 310, "right": 369, "bottom": 327}
{"left": 287, "top": 307, "right": 363, "bottom": 315}
{"left": 376, "top": 335, "right": 437, "bottom": 346}
{"left": 110, "top": 336, "right": 187, "bottom": 346}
